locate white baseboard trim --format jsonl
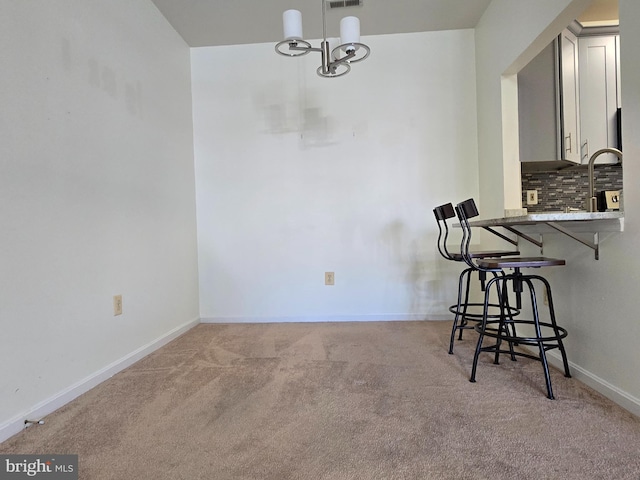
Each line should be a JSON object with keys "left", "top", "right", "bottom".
{"left": 0, "top": 317, "right": 200, "bottom": 444}
{"left": 539, "top": 350, "right": 640, "bottom": 418}
{"left": 201, "top": 314, "right": 447, "bottom": 324}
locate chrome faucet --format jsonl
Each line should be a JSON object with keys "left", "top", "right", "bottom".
{"left": 586, "top": 148, "right": 623, "bottom": 212}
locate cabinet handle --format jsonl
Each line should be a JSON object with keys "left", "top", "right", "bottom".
{"left": 565, "top": 133, "right": 572, "bottom": 153}
{"left": 581, "top": 140, "right": 589, "bottom": 161}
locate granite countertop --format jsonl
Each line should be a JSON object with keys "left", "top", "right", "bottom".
{"left": 468, "top": 211, "right": 624, "bottom": 260}
{"left": 470, "top": 211, "right": 623, "bottom": 227}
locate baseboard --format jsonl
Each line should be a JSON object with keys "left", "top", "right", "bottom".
{"left": 201, "top": 314, "right": 446, "bottom": 323}
{"left": 0, "top": 317, "right": 200, "bottom": 444}
{"left": 544, "top": 350, "right": 640, "bottom": 418}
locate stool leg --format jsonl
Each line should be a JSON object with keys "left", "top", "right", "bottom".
{"left": 524, "top": 277, "right": 555, "bottom": 399}
{"left": 458, "top": 269, "right": 475, "bottom": 339}
{"left": 503, "top": 276, "right": 518, "bottom": 360}
{"left": 490, "top": 271, "right": 519, "bottom": 343}
{"left": 493, "top": 276, "right": 517, "bottom": 365}
{"left": 470, "top": 275, "right": 500, "bottom": 383}
{"left": 539, "top": 276, "right": 572, "bottom": 379}
{"left": 458, "top": 269, "right": 473, "bottom": 340}
{"left": 449, "top": 268, "right": 472, "bottom": 354}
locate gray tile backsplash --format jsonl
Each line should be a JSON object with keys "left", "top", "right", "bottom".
{"left": 521, "top": 164, "right": 623, "bottom": 212}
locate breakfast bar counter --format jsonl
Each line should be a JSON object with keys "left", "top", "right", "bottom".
{"left": 469, "top": 211, "right": 624, "bottom": 260}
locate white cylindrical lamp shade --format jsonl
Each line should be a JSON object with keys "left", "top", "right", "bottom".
{"left": 340, "top": 16, "right": 360, "bottom": 47}
{"left": 283, "top": 10, "right": 303, "bottom": 40}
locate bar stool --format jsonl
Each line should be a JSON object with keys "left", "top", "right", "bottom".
{"left": 455, "top": 198, "right": 572, "bottom": 399}
{"left": 433, "top": 203, "right": 520, "bottom": 354}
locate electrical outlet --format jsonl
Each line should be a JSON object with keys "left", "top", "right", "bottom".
{"left": 113, "top": 295, "right": 123, "bottom": 316}
{"left": 526, "top": 190, "right": 538, "bottom": 205}
{"left": 325, "top": 272, "right": 335, "bottom": 286}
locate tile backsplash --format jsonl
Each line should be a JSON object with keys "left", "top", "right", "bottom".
{"left": 521, "top": 164, "right": 623, "bottom": 212}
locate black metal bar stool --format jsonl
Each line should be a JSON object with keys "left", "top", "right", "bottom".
{"left": 433, "top": 203, "right": 520, "bottom": 354}
{"left": 456, "top": 198, "right": 572, "bottom": 399}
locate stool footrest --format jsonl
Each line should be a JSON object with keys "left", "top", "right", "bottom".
{"left": 448, "top": 302, "right": 519, "bottom": 320}
{"left": 477, "top": 347, "right": 542, "bottom": 363}
{"left": 475, "top": 320, "right": 568, "bottom": 343}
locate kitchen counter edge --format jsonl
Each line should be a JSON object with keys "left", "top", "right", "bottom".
{"left": 470, "top": 211, "right": 623, "bottom": 227}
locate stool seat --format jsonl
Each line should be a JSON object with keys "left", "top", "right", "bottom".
{"left": 477, "top": 257, "right": 565, "bottom": 269}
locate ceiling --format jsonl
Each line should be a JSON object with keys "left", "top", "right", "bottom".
{"left": 150, "top": 0, "right": 619, "bottom": 49}
{"left": 577, "top": 0, "right": 619, "bottom": 26}
{"left": 149, "top": 0, "right": 493, "bottom": 47}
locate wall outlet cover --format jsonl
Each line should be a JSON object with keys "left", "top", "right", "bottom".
{"left": 325, "top": 272, "right": 335, "bottom": 286}
{"left": 113, "top": 295, "right": 123, "bottom": 316}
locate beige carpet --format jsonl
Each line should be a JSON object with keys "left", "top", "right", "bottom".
{"left": 2, "top": 321, "right": 640, "bottom": 479}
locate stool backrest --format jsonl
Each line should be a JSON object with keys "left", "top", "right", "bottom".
{"left": 433, "top": 203, "right": 456, "bottom": 260}
{"left": 457, "top": 198, "right": 479, "bottom": 220}
{"left": 455, "top": 198, "right": 481, "bottom": 269}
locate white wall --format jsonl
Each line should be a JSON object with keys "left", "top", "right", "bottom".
{"left": 0, "top": 1, "right": 199, "bottom": 436}
{"left": 475, "top": 0, "right": 640, "bottom": 413}
{"left": 192, "top": 30, "right": 480, "bottom": 322}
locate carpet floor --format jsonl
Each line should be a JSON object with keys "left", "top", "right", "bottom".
{"left": 2, "top": 320, "right": 640, "bottom": 479}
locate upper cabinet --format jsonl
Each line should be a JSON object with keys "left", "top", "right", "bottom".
{"left": 578, "top": 34, "right": 620, "bottom": 164}
{"left": 518, "top": 41, "right": 559, "bottom": 164}
{"left": 518, "top": 30, "right": 580, "bottom": 165}
{"left": 560, "top": 29, "right": 581, "bottom": 164}
{"left": 519, "top": 27, "right": 621, "bottom": 167}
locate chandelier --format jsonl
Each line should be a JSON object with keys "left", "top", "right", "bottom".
{"left": 275, "top": 0, "right": 371, "bottom": 78}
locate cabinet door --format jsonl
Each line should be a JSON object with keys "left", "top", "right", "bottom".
{"left": 560, "top": 29, "right": 581, "bottom": 163}
{"left": 518, "top": 42, "right": 558, "bottom": 162}
{"left": 578, "top": 35, "right": 618, "bottom": 164}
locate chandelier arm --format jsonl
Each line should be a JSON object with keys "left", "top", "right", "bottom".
{"left": 331, "top": 43, "right": 370, "bottom": 63}
{"left": 275, "top": 39, "right": 313, "bottom": 57}
{"left": 289, "top": 44, "right": 323, "bottom": 53}
{"left": 330, "top": 50, "right": 356, "bottom": 65}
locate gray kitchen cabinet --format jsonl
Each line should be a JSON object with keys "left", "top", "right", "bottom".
{"left": 518, "top": 41, "right": 559, "bottom": 163}
{"left": 578, "top": 34, "right": 619, "bottom": 164}
{"left": 559, "top": 29, "right": 581, "bottom": 164}
{"left": 518, "top": 29, "right": 580, "bottom": 166}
